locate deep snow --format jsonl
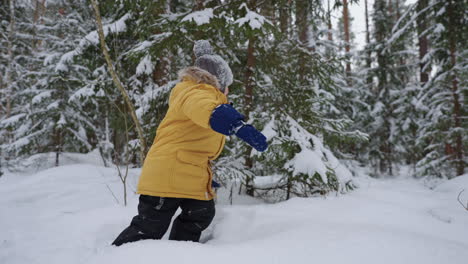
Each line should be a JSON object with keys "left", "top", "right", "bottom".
{"left": 0, "top": 162, "right": 467, "bottom": 264}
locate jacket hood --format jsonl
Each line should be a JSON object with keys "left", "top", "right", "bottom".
{"left": 178, "top": 66, "right": 221, "bottom": 90}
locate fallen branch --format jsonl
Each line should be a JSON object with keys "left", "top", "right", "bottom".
{"left": 457, "top": 189, "right": 468, "bottom": 211}
{"left": 90, "top": 0, "right": 146, "bottom": 166}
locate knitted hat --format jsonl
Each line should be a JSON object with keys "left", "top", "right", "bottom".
{"left": 193, "top": 40, "right": 233, "bottom": 92}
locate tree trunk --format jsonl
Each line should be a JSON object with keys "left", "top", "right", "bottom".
{"left": 195, "top": 0, "right": 205, "bottom": 10}
{"left": 152, "top": 0, "right": 171, "bottom": 86}
{"left": 295, "top": 0, "right": 308, "bottom": 46}
{"left": 447, "top": 0, "right": 464, "bottom": 176}
{"left": 295, "top": 0, "right": 309, "bottom": 81}
{"left": 327, "top": 0, "right": 333, "bottom": 42}
{"left": 343, "top": 0, "right": 351, "bottom": 85}
{"left": 365, "top": 0, "right": 370, "bottom": 49}
{"left": 245, "top": 36, "right": 255, "bottom": 115}
{"left": 364, "top": 0, "right": 372, "bottom": 85}
{"left": 243, "top": 0, "right": 257, "bottom": 197}
{"left": 244, "top": 36, "right": 256, "bottom": 196}
{"left": 153, "top": 57, "right": 171, "bottom": 86}
{"left": 32, "top": 0, "right": 46, "bottom": 50}
{"left": 279, "top": 1, "right": 289, "bottom": 35}
{"left": 55, "top": 127, "right": 62, "bottom": 167}
{"left": 416, "top": 0, "right": 429, "bottom": 84}
{"left": 395, "top": 0, "right": 401, "bottom": 21}
{"left": 90, "top": 0, "right": 147, "bottom": 166}
{"left": 5, "top": 0, "right": 15, "bottom": 119}
{"left": 394, "top": 0, "right": 406, "bottom": 82}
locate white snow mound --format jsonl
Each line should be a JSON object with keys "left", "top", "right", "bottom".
{"left": 435, "top": 174, "right": 468, "bottom": 193}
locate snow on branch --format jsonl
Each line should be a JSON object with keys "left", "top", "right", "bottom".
{"left": 123, "top": 32, "right": 172, "bottom": 58}
{"left": 0, "top": 113, "right": 26, "bottom": 126}
{"left": 136, "top": 54, "right": 153, "bottom": 75}
{"left": 181, "top": 8, "right": 214, "bottom": 25}
{"left": 56, "top": 13, "right": 131, "bottom": 72}
{"left": 384, "top": 2, "right": 436, "bottom": 52}
{"left": 235, "top": 3, "right": 272, "bottom": 30}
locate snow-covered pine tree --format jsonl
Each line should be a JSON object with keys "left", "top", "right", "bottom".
{"left": 332, "top": 0, "right": 370, "bottom": 162}
{"left": 0, "top": 0, "right": 41, "bottom": 166}
{"left": 3, "top": 1, "right": 100, "bottom": 165}
{"left": 384, "top": 1, "right": 423, "bottom": 173}
{"left": 415, "top": 0, "right": 466, "bottom": 178}
{"left": 358, "top": 0, "right": 414, "bottom": 176}
{"left": 246, "top": 0, "right": 362, "bottom": 200}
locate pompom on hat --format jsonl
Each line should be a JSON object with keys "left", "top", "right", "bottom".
{"left": 193, "top": 40, "right": 233, "bottom": 92}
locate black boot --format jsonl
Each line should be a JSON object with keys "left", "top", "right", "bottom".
{"left": 112, "top": 195, "right": 180, "bottom": 246}
{"left": 169, "top": 199, "right": 215, "bottom": 242}
{"left": 112, "top": 225, "right": 152, "bottom": 246}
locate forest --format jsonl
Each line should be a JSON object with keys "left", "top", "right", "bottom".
{"left": 0, "top": 0, "right": 466, "bottom": 200}
{"left": 1, "top": 1, "right": 468, "bottom": 263}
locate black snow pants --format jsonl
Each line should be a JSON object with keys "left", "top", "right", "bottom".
{"left": 112, "top": 195, "right": 215, "bottom": 246}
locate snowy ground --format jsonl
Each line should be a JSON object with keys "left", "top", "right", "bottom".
{"left": 1, "top": 162, "right": 467, "bottom": 264}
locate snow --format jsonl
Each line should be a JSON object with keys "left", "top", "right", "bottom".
{"left": 434, "top": 174, "right": 468, "bottom": 193}
{"left": 0, "top": 113, "right": 26, "bottom": 126}
{"left": 1, "top": 159, "right": 467, "bottom": 264}
{"left": 81, "top": 13, "right": 131, "bottom": 46}
{"left": 127, "top": 33, "right": 173, "bottom": 55}
{"left": 130, "top": 40, "right": 155, "bottom": 53}
{"left": 252, "top": 174, "right": 284, "bottom": 189}
{"left": 235, "top": 4, "right": 270, "bottom": 30}
{"left": 32, "top": 91, "right": 52, "bottom": 104}
{"left": 69, "top": 86, "right": 96, "bottom": 102}
{"left": 285, "top": 148, "right": 328, "bottom": 183}
{"left": 57, "top": 114, "right": 66, "bottom": 126}
{"left": 267, "top": 115, "right": 354, "bottom": 189}
{"left": 433, "top": 23, "right": 445, "bottom": 34}
{"left": 46, "top": 101, "right": 59, "bottom": 110}
{"left": 261, "top": 118, "right": 276, "bottom": 140}
{"left": 136, "top": 55, "right": 154, "bottom": 75}
{"left": 181, "top": 8, "right": 214, "bottom": 26}
{"left": 3, "top": 150, "right": 105, "bottom": 175}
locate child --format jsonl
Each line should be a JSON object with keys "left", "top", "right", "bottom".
{"left": 112, "top": 40, "right": 267, "bottom": 246}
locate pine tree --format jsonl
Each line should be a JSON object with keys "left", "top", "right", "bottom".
{"left": 415, "top": 0, "right": 467, "bottom": 178}
{"left": 358, "top": 0, "right": 415, "bottom": 176}
{"left": 0, "top": 0, "right": 40, "bottom": 163}
{"left": 247, "top": 0, "right": 362, "bottom": 200}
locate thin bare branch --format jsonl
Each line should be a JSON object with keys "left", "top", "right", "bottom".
{"left": 90, "top": 0, "right": 147, "bottom": 165}
{"left": 457, "top": 189, "right": 468, "bottom": 211}
{"left": 105, "top": 183, "right": 120, "bottom": 204}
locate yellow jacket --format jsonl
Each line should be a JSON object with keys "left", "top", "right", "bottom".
{"left": 137, "top": 67, "right": 228, "bottom": 200}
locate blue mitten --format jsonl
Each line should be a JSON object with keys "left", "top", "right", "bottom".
{"left": 211, "top": 180, "right": 221, "bottom": 188}
{"left": 235, "top": 124, "right": 268, "bottom": 152}
{"left": 210, "top": 104, "right": 268, "bottom": 152}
